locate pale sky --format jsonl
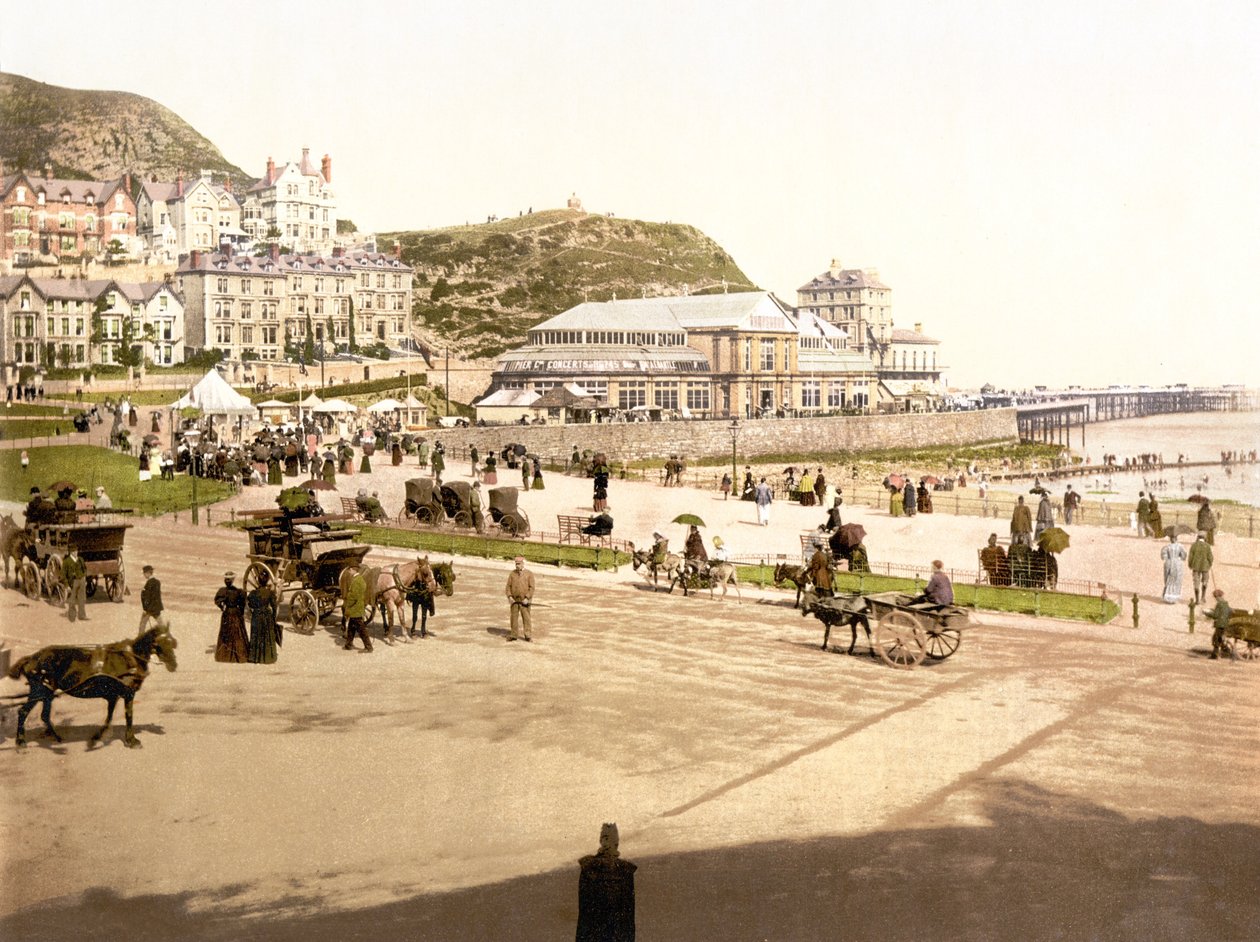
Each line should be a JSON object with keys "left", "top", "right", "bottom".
{"left": 4, "top": 0, "right": 1258, "bottom": 389}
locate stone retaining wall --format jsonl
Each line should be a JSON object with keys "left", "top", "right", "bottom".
{"left": 427, "top": 409, "right": 1018, "bottom": 463}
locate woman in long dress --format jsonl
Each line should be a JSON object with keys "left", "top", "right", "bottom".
{"left": 1160, "top": 535, "right": 1187, "bottom": 603}
{"left": 889, "top": 485, "right": 904, "bottom": 517}
{"left": 247, "top": 569, "right": 281, "bottom": 664}
{"left": 214, "top": 572, "right": 249, "bottom": 662}
{"left": 484, "top": 452, "right": 498, "bottom": 485}
{"left": 1148, "top": 495, "right": 1164, "bottom": 539}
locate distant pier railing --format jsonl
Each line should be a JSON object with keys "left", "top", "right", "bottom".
{"left": 1015, "top": 387, "right": 1258, "bottom": 445}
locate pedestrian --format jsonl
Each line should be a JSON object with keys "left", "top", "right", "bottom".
{"left": 505, "top": 555, "right": 535, "bottom": 642}
{"left": 754, "top": 476, "right": 773, "bottom": 526}
{"left": 798, "top": 468, "right": 814, "bottom": 506}
{"left": 470, "top": 444, "right": 480, "bottom": 479}
{"left": 532, "top": 458, "right": 545, "bottom": 490}
{"left": 138, "top": 564, "right": 169, "bottom": 631}
{"left": 1188, "top": 532, "right": 1213, "bottom": 604}
{"left": 391, "top": 440, "right": 403, "bottom": 467}
{"left": 813, "top": 469, "right": 827, "bottom": 506}
{"left": 63, "top": 547, "right": 88, "bottom": 622}
{"left": 20, "top": 449, "right": 29, "bottom": 472}
{"left": 806, "top": 545, "right": 833, "bottom": 598}
{"left": 1207, "top": 589, "right": 1232, "bottom": 659}
{"left": 917, "top": 559, "right": 954, "bottom": 605}
{"left": 1196, "top": 498, "right": 1216, "bottom": 546}
{"left": 1147, "top": 494, "right": 1163, "bottom": 539}
{"left": 1136, "top": 491, "right": 1151, "bottom": 537}
{"left": 1034, "top": 492, "right": 1055, "bottom": 540}
{"left": 522, "top": 455, "right": 532, "bottom": 489}
{"left": 1010, "top": 495, "right": 1033, "bottom": 547}
{"left": 484, "top": 451, "right": 498, "bottom": 485}
{"left": 720, "top": 471, "right": 732, "bottom": 499}
{"left": 417, "top": 437, "right": 430, "bottom": 469}
{"left": 431, "top": 445, "right": 445, "bottom": 483}
{"left": 321, "top": 452, "right": 336, "bottom": 487}
{"left": 576, "top": 823, "right": 636, "bottom": 942}
{"left": 1063, "top": 485, "right": 1080, "bottom": 525}
{"left": 213, "top": 571, "right": 249, "bottom": 662}
{"left": 1160, "top": 535, "right": 1187, "bottom": 604}
{"left": 889, "top": 483, "right": 904, "bottom": 517}
{"left": 247, "top": 568, "right": 281, "bottom": 664}
{"left": 902, "top": 479, "right": 916, "bottom": 517}
{"left": 343, "top": 567, "right": 372, "bottom": 651}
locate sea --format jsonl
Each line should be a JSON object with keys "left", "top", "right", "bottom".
{"left": 1006, "top": 411, "right": 1260, "bottom": 508}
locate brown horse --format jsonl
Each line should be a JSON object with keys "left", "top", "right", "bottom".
{"left": 1, "top": 514, "right": 32, "bottom": 588}
{"left": 372, "top": 557, "right": 456, "bottom": 641}
{"left": 773, "top": 562, "right": 813, "bottom": 609}
{"left": 7, "top": 626, "right": 178, "bottom": 748}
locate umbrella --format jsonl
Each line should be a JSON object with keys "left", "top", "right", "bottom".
{"left": 883, "top": 473, "right": 905, "bottom": 491}
{"left": 1186, "top": 494, "right": 1209, "bottom": 504}
{"left": 303, "top": 478, "right": 337, "bottom": 491}
{"left": 513, "top": 443, "right": 527, "bottom": 456}
{"left": 921, "top": 475, "right": 942, "bottom": 486}
{"left": 1029, "top": 484, "right": 1048, "bottom": 495}
{"left": 834, "top": 522, "right": 867, "bottom": 550}
{"left": 672, "top": 513, "right": 706, "bottom": 527}
{"left": 48, "top": 480, "right": 76, "bottom": 494}
{"left": 144, "top": 434, "right": 161, "bottom": 444}
{"left": 1164, "top": 523, "right": 1195, "bottom": 539}
{"left": 1037, "top": 527, "right": 1071, "bottom": 554}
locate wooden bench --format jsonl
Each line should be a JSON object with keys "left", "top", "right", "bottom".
{"left": 340, "top": 497, "right": 364, "bottom": 521}
{"left": 557, "top": 514, "right": 613, "bottom": 547}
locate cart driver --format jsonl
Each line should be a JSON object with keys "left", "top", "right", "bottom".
{"left": 913, "top": 560, "right": 954, "bottom": 606}
{"left": 683, "top": 524, "right": 708, "bottom": 576}
{"left": 25, "top": 487, "right": 54, "bottom": 525}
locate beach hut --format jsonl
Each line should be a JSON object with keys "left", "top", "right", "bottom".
{"left": 255, "top": 398, "right": 292, "bottom": 425}
{"left": 474, "top": 388, "right": 540, "bottom": 425}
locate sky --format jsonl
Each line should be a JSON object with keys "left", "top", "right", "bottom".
{"left": 3, "top": 0, "right": 1259, "bottom": 389}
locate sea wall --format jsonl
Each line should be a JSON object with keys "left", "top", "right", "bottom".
{"left": 427, "top": 409, "right": 1019, "bottom": 463}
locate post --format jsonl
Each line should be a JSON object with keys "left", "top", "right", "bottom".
{"left": 1187, "top": 600, "right": 1195, "bottom": 634}
{"left": 191, "top": 471, "right": 199, "bottom": 525}
{"left": 1131, "top": 593, "right": 1139, "bottom": 629}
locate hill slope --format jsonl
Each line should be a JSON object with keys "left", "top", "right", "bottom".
{"left": 382, "top": 209, "right": 759, "bottom": 360}
{"left": 0, "top": 72, "right": 249, "bottom": 183}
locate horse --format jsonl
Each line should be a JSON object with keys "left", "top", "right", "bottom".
{"left": 773, "top": 562, "right": 813, "bottom": 609}
{"left": 628, "top": 542, "right": 683, "bottom": 590}
{"left": 6, "top": 626, "right": 178, "bottom": 748}
{"left": 800, "top": 588, "right": 873, "bottom": 656}
{"left": 370, "top": 557, "right": 456, "bottom": 641}
{"left": 1, "top": 514, "right": 34, "bottom": 588}
{"left": 672, "top": 560, "right": 741, "bottom": 601}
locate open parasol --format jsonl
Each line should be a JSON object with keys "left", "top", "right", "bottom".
{"left": 144, "top": 433, "right": 161, "bottom": 445}
{"left": 1037, "top": 527, "right": 1071, "bottom": 554}
{"left": 1164, "top": 523, "right": 1195, "bottom": 539}
{"left": 921, "top": 475, "right": 942, "bottom": 486}
{"left": 883, "top": 473, "right": 905, "bottom": 491}
{"left": 833, "top": 522, "right": 867, "bottom": 550}
{"left": 1186, "top": 494, "right": 1209, "bottom": 504}
{"left": 1029, "top": 484, "right": 1048, "bottom": 495}
{"left": 48, "top": 480, "right": 77, "bottom": 494}
{"left": 672, "top": 513, "right": 706, "bottom": 527}
{"left": 302, "top": 478, "right": 337, "bottom": 491}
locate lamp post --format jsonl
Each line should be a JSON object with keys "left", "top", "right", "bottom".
{"left": 319, "top": 341, "right": 326, "bottom": 390}
{"left": 184, "top": 427, "right": 201, "bottom": 525}
{"left": 728, "top": 417, "right": 741, "bottom": 497}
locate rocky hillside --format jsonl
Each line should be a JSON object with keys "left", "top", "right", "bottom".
{"left": 0, "top": 72, "right": 248, "bottom": 184}
{"left": 382, "top": 209, "right": 759, "bottom": 360}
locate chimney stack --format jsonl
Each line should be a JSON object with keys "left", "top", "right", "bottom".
{"left": 176, "top": 170, "right": 184, "bottom": 198}
{"left": 44, "top": 161, "right": 53, "bottom": 180}
{"left": 222, "top": 242, "right": 234, "bottom": 259}
{"left": 269, "top": 243, "right": 280, "bottom": 263}
{"left": 914, "top": 322, "right": 923, "bottom": 333}
{"left": 124, "top": 171, "right": 132, "bottom": 196}
{"left": 224, "top": 175, "right": 232, "bottom": 194}
{"left": 829, "top": 258, "right": 841, "bottom": 278}
{"left": 321, "top": 154, "right": 332, "bottom": 184}
{"left": 392, "top": 240, "right": 401, "bottom": 259}
{"left": 332, "top": 246, "right": 344, "bottom": 259}
{"left": 265, "top": 157, "right": 275, "bottom": 186}
{"left": 190, "top": 249, "right": 202, "bottom": 269}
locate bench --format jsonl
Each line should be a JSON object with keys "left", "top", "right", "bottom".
{"left": 338, "top": 498, "right": 389, "bottom": 525}
{"left": 557, "top": 514, "right": 613, "bottom": 547}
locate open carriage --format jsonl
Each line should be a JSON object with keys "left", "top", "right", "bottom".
{"left": 487, "top": 486, "right": 530, "bottom": 537}
{"left": 21, "top": 512, "right": 132, "bottom": 605}
{"left": 803, "top": 589, "right": 970, "bottom": 670}
{"left": 241, "top": 507, "right": 376, "bottom": 634}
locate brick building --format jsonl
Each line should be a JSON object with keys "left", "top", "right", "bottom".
{"left": 0, "top": 164, "right": 138, "bottom": 268}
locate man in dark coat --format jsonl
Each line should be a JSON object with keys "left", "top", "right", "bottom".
{"left": 139, "top": 564, "right": 169, "bottom": 631}
{"left": 576, "top": 823, "right": 636, "bottom": 942}
{"left": 902, "top": 480, "right": 917, "bottom": 517}
{"left": 1196, "top": 499, "right": 1217, "bottom": 546}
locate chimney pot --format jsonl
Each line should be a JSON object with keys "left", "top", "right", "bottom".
{"left": 190, "top": 249, "right": 201, "bottom": 268}
{"left": 914, "top": 322, "right": 923, "bottom": 333}
{"left": 321, "top": 154, "right": 332, "bottom": 184}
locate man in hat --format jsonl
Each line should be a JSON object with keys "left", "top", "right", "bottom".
{"left": 1136, "top": 491, "right": 1151, "bottom": 537}
{"left": 754, "top": 477, "right": 773, "bottom": 526}
{"left": 94, "top": 485, "right": 112, "bottom": 509}
{"left": 916, "top": 560, "right": 954, "bottom": 606}
{"left": 139, "top": 565, "right": 169, "bottom": 631}
{"left": 62, "top": 546, "right": 88, "bottom": 621}
{"left": 469, "top": 481, "right": 485, "bottom": 532}
{"left": 1010, "top": 496, "right": 1033, "bottom": 547}
{"left": 979, "top": 534, "right": 1011, "bottom": 586}
{"left": 1188, "top": 532, "right": 1214, "bottom": 605}
{"left": 1062, "top": 484, "right": 1081, "bottom": 525}
{"left": 343, "top": 568, "right": 372, "bottom": 651}
{"left": 505, "top": 556, "right": 535, "bottom": 642}
{"left": 1207, "top": 589, "right": 1232, "bottom": 660}
{"left": 576, "top": 822, "right": 636, "bottom": 941}
{"left": 1196, "top": 498, "right": 1217, "bottom": 546}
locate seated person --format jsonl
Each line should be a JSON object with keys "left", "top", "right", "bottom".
{"left": 979, "top": 534, "right": 1011, "bottom": 586}
{"left": 846, "top": 542, "right": 871, "bottom": 573}
{"left": 53, "top": 487, "right": 78, "bottom": 521}
{"left": 650, "top": 531, "right": 669, "bottom": 566}
{"left": 822, "top": 502, "right": 843, "bottom": 532}
{"left": 683, "top": 524, "right": 707, "bottom": 573}
{"left": 711, "top": 535, "right": 728, "bottom": 563}
{"left": 354, "top": 488, "right": 387, "bottom": 522}
{"left": 913, "top": 560, "right": 954, "bottom": 606}
{"left": 582, "top": 513, "right": 614, "bottom": 536}
{"left": 25, "top": 487, "right": 54, "bottom": 525}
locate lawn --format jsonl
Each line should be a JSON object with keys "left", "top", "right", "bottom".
{"left": 0, "top": 419, "right": 76, "bottom": 440}
{"left": 351, "top": 524, "right": 630, "bottom": 571}
{"left": 2, "top": 403, "right": 71, "bottom": 416}
{"left": 0, "top": 446, "right": 235, "bottom": 515}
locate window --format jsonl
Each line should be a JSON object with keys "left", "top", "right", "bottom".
{"left": 46, "top": 317, "right": 55, "bottom": 336}
{"left": 262, "top": 326, "right": 277, "bottom": 345}
{"left": 215, "top": 324, "right": 233, "bottom": 345}
{"left": 828, "top": 384, "right": 844, "bottom": 408}
{"left": 241, "top": 279, "right": 251, "bottom": 294}
{"left": 241, "top": 302, "right": 252, "bottom": 319}
{"left": 685, "top": 383, "right": 710, "bottom": 411}
{"left": 760, "top": 340, "right": 775, "bottom": 371}
{"left": 13, "top": 207, "right": 30, "bottom": 226}
{"left": 801, "top": 381, "right": 820, "bottom": 408}
{"left": 16, "top": 186, "right": 25, "bottom": 202}
{"left": 654, "top": 384, "right": 678, "bottom": 410}
{"left": 75, "top": 318, "right": 84, "bottom": 336}
{"left": 61, "top": 318, "right": 70, "bottom": 336}
{"left": 241, "top": 326, "right": 254, "bottom": 344}
{"left": 216, "top": 277, "right": 228, "bottom": 293}
{"left": 617, "top": 381, "right": 646, "bottom": 409}
{"left": 743, "top": 339, "right": 751, "bottom": 371}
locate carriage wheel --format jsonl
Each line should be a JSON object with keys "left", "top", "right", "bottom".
{"left": 86, "top": 576, "right": 98, "bottom": 598}
{"left": 924, "top": 627, "right": 963, "bottom": 660}
{"left": 416, "top": 506, "right": 436, "bottom": 526}
{"left": 243, "top": 561, "right": 275, "bottom": 599}
{"left": 108, "top": 559, "right": 126, "bottom": 603}
{"left": 874, "top": 610, "right": 927, "bottom": 669}
{"left": 363, "top": 602, "right": 377, "bottom": 625}
{"left": 45, "top": 554, "right": 67, "bottom": 606}
{"left": 514, "top": 512, "right": 530, "bottom": 537}
{"left": 454, "top": 510, "right": 473, "bottom": 529}
{"left": 20, "top": 559, "right": 40, "bottom": 599}
{"left": 290, "top": 589, "right": 319, "bottom": 634}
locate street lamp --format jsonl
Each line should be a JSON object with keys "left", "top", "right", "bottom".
{"left": 319, "top": 341, "right": 326, "bottom": 390}
{"left": 184, "top": 427, "right": 201, "bottom": 525}
{"left": 728, "top": 417, "right": 741, "bottom": 498}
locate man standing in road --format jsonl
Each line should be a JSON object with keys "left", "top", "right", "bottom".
{"left": 505, "top": 555, "right": 535, "bottom": 642}
{"left": 1010, "top": 496, "right": 1033, "bottom": 547}
{"left": 1063, "top": 485, "right": 1081, "bottom": 525}
{"left": 1188, "top": 533, "right": 1214, "bottom": 605}
{"left": 63, "top": 547, "right": 88, "bottom": 622}
{"left": 1207, "top": 589, "right": 1232, "bottom": 660}
{"left": 138, "top": 564, "right": 169, "bottom": 631}
{"left": 343, "top": 568, "right": 373, "bottom": 652}
{"left": 754, "top": 477, "right": 773, "bottom": 526}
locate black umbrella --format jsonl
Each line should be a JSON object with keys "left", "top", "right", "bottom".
{"left": 834, "top": 523, "right": 867, "bottom": 550}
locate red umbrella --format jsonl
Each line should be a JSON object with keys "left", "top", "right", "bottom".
{"left": 884, "top": 473, "right": 905, "bottom": 491}
{"left": 921, "top": 475, "right": 942, "bottom": 486}
{"left": 48, "top": 480, "right": 77, "bottom": 494}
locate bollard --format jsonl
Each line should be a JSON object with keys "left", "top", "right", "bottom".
{"left": 1187, "top": 600, "right": 1195, "bottom": 634}
{"left": 1131, "top": 593, "right": 1140, "bottom": 629}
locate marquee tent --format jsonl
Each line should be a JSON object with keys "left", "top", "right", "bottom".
{"left": 170, "top": 370, "right": 256, "bottom": 417}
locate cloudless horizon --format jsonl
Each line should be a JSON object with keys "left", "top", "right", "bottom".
{"left": 3, "top": 0, "right": 1258, "bottom": 390}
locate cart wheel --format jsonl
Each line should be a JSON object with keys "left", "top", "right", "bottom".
{"left": 45, "top": 554, "right": 67, "bottom": 607}
{"left": 243, "top": 561, "right": 275, "bottom": 599}
{"left": 20, "top": 560, "right": 40, "bottom": 599}
{"left": 455, "top": 510, "right": 472, "bottom": 529}
{"left": 924, "top": 627, "right": 962, "bottom": 660}
{"left": 290, "top": 589, "right": 319, "bottom": 634}
{"left": 874, "top": 610, "right": 927, "bottom": 669}
{"left": 108, "top": 559, "right": 126, "bottom": 603}
{"left": 86, "top": 576, "right": 98, "bottom": 597}
{"left": 363, "top": 602, "right": 377, "bottom": 625}
{"left": 416, "top": 507, "right": 436, "bottom": 526}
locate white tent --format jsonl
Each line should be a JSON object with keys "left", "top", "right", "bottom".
{"left": 170, "top": 369, "right": 256, "bottom": 417}
{"left": 312, "top": 398, "right": 359, "bottom": 413}
{"left": 366, "top": 398, "right": 404, "bottom": 413}
{"left": 300, "top": 392, "right": 323, "bottom": 408}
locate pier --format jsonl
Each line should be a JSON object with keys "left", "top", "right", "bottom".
{"left": 1015, "top": 387, "right": 1257, "bottom": 445}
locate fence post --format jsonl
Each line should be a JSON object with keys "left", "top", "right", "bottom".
{"left": 1131, "top": 593, "right": 1140, "bottom": 629}
{"left": 1187, "top": 600, "right": 1196, "bottom": 634}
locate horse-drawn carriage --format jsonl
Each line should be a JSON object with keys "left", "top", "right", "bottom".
{"left": 1223, "top": 608, "right": 1260, "bottom": 660}
{"left": 487, "top": 487, "right": 530, "bottom": 537}
{"left": 7, "top": 512, "right": 132, "bottom": 606}
{"left": 241, "top": 507, "right": 376, "bottom": 634}
{"left": 401, "top": 478, "right": 445, "bottom": 526}
{"left": 802, "top": 589, "right": 970, "bottom": 670}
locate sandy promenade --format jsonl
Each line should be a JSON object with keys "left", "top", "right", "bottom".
{"left": 1, "top": 458, "right": 1258, "bottom": 940}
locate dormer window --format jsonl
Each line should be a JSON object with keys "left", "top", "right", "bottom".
{"left": 15, "top": 186, "right": 25, "bottom": 203}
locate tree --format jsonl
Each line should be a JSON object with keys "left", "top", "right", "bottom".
{"left": 303, "top": 312, "right": 315, "bottom": 364}
{"left": 89, "top": 295, "right": 108, "bottom": 369}
{"left": 336, "top": 219, "right": 358, "bottom": 234}
{"left": 326, "top": 316, "right": 336, "bottom": 354}
{"left": 105, "top": 238, "right": 126, "bottom": 265}
{"left": 347, "top": 296, "right": 358, "bottom": 353}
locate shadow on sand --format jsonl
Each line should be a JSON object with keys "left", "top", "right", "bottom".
{"left": 3, "top": 779, "right": 1256, "bottom": 941}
